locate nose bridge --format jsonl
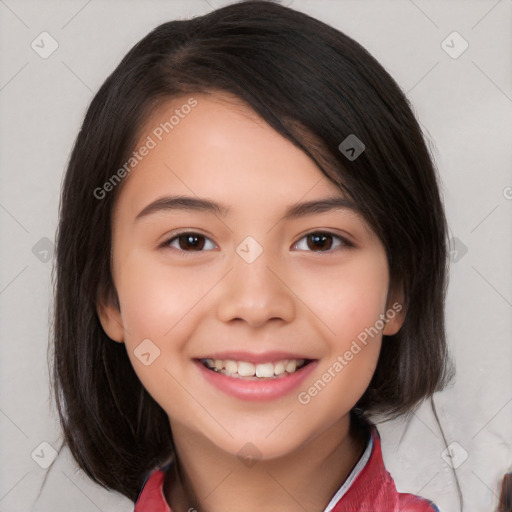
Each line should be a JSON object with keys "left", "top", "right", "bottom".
{"left": 215, "top": 236, "right": 295, "bottom": 326}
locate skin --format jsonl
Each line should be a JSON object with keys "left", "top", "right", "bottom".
{"left": 97, "top": 92, "right": 405, "bottom": 512}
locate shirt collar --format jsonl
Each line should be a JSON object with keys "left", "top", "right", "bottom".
{"left": 133, "top": 427, "right": 437, "bottom": 512}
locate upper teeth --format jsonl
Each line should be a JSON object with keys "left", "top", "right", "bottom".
{"left": 202, "top": 358, "right": 306, "bottom": 378}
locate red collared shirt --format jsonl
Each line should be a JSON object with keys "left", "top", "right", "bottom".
{"left": 134, "top": 428, "right": 440, "bottom": 512}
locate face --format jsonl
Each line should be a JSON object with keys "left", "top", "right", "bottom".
{"left": 97, "top": 92, "right": 404, "bottom": 460}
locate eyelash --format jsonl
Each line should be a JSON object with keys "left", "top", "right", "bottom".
{"left": 160, "top": 230, "right": 354, "bottom": 255}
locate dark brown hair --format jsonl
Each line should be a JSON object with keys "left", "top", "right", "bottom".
{"left": 49, "top": 0, "right": 453, "bottom": 501}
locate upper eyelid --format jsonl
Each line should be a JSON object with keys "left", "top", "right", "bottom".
{"left": 163, "top": 230, "right": 352, "bottom": 250}
{"left": 293, "top": 232, "right": 352, "bottom": 250}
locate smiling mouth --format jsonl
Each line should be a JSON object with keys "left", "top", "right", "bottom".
{"left": 199, "top": 358, "right": 312, "bottom": 380}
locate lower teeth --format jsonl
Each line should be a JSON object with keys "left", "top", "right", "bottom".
{"left": 219, "top": 370, "right": 285, "bottom": 380}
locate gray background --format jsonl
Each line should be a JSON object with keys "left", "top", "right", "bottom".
{"left": 0, "top": 1, "right": 511, "bottom": 511}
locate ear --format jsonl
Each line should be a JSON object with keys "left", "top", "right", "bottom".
{"left": 96, "top": 286, "right": 125, "bottom": 343}
{"left": 382, "top": 281, "right": 406, "bottom": 336}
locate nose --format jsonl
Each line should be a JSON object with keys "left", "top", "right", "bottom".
{"left": 215, "top": 245, "right": 296, "bottom": 328}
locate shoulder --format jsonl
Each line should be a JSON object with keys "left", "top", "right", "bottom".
{"left": 398, "top": 493, "right": 442, "bottom": 511}
{"left": 134, "top": 462, "right": 172, "bottom": 512}
{"left": 332, "top": 427, "right": 440, "bottom": 512}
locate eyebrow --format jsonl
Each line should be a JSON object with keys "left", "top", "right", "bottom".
{"left": 134, "top": 195, "right": 361, "bottom": 223}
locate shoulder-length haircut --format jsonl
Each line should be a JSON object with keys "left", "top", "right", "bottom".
{"left": 50, "top": 0, "right": 453, "bottom": 501}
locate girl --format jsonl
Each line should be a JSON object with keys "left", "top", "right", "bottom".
{"left": 50, "top": 1, "right": 454, "bottom": 511}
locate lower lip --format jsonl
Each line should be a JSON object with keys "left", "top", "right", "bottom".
{"left": 195, "top": 359, "right": 318, "bottom": 401}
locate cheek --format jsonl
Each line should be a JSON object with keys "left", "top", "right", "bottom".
{"left": 295, "top": 283, "right": 385, "bottom": 420}
{"left": 115, "top": 250, "right": 213, "bottom": 340}
{"left": 113, "top": 251, "right": 216, "bottom": 411}
{"left": 293, "top": 253, "right": 388, "bottom": 400}
{"left": 293, "top": 251, "right": 389, "bottom": 344}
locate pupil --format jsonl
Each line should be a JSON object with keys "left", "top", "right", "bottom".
{"left": 308, "top": 233, "right": 332, "bottom": 251}
{"left": 180, "top": 235, "right": 204, "bottom": 250}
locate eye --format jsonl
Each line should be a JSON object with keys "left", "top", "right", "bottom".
{"left": 293, "top": 232, "right": 351, "bottom": 252}
{"left": 164, "top": 232, "right": 217, "bottom": 252}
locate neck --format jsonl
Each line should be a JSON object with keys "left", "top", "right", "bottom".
{"left": 164, "top": 415, "right": 368, "bottom": 512}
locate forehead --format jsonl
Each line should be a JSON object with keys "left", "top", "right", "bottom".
{"left": 113, "top": 92, "right": 349, "bottom": 223}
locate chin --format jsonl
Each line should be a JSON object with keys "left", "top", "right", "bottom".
{"left": 214, "top": 429, "right": 309, "bottom": 463}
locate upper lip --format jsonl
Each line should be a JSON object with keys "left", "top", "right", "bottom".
{"left": 196, "top": 351, "right": 314, "bottom": 364}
